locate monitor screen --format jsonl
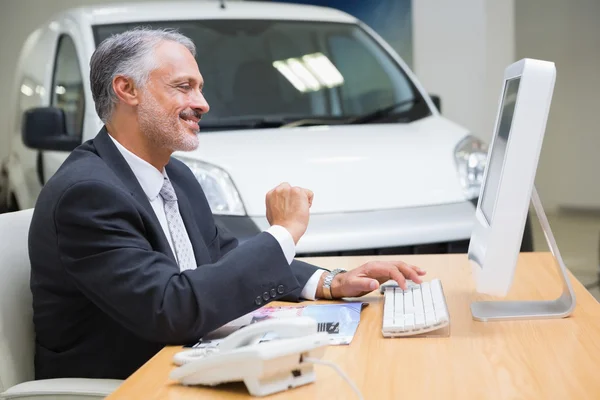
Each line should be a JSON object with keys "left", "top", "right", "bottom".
{"left": 480, "top": 77, "right": 521, "bottom": 225}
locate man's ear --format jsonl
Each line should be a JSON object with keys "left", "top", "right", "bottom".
{"left": 112, "top": 75, "right": 140, "bottom": 106}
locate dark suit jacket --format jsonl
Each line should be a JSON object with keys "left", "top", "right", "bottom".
{"left": 29, "top": 127, "right": 322, "bottom": 380}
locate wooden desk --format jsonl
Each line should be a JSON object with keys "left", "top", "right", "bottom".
{"left": 107, "top": 253, "right": 600, "bottom": 399}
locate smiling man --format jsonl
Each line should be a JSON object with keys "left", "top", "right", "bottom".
{"left": 28, "top": 28, "right": 425, "bottom": 380}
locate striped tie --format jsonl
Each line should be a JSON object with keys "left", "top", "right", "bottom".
{"left": 159, "top": 177, "right": 197, "bottom": 272}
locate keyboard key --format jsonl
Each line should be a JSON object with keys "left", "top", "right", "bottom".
{"left": 435, "top": 309, "right": 449, "bottom": 324}
{"left": 394, "top": 289, "right": 404, "bottom": 313}
{"left": 413, "top": 288, "right": 424, "bottom": 313}
{"left": 395, "top": 319, "right": 405, "bottom": 331}
{"left": 384, "top": 306, "right": 394, "bottom": 318}
{"left": 394, "top": 311, "right": 405, "bottom": 322}
{"left": 422, "top": 283, "right": 433, "bottom": 307}
{"left": 384, "top": 300, "right": 394, "bottom": 313}
{"left": 404, "top": 314, "right": 415, "bottom": 330}
{"left": 404, "top": 292, "right": 414, "bottom": 314}
{"left": 425, "top": 313, "right": 436, "bottom": 326}
{"left": 383, "top": 320, "right": 395, "bottom": 332}
{"left": 431, "top": 280, "right": 445, "bottom": 306}
{"left": 415, "top": 314, "right": 425, "bottom": 329}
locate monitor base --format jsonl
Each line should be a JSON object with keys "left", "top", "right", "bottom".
{"left": 471, "top": 185, "right": 576, "bottom": 322}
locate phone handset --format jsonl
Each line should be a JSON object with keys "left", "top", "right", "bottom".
{"left": 218, "top": 317, "right": 318, "bottom": 351}
{"left": 173, "top": 317, "right": 319, "bottom": 366}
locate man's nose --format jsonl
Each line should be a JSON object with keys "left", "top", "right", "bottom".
{"left": 191, "top": 91, "right": 210, "bottom": 114}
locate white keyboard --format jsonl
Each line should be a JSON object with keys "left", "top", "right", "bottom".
{"left": 381, "top": 279, "right": 450, "bottom": 337}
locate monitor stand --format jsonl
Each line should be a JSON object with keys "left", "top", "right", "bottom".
{"left": 471, "top": 185, "right": 576, "bottom": 321}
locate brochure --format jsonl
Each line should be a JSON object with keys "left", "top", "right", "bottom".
{"left": 188, "top": 302, "right": 368, "bottom": 348}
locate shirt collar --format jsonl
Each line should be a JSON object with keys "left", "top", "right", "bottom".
{"left": 107, "top": 133, "right": 165, "bottom": 200}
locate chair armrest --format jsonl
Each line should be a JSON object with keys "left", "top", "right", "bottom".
{"left": 0, "top": 378, "right": 122, "bottom": 399}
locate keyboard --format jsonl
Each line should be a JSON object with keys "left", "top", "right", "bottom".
{"left": 381, "top": 279, "right": 450, "bottom": 337}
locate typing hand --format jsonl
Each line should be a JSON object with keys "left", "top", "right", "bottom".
{"left": 265, "top": 182, "right": 314, "bottom": 244}
{"left": 323, "top": 261, "right": 426, "bottom": 299}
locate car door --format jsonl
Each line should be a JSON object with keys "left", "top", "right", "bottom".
{"left": 40, "top": 33, "right": 86, "bottom": 183}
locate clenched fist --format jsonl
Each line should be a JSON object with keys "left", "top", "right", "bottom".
{"left": 266, "top": 182, "right": 314, "bottom": 244}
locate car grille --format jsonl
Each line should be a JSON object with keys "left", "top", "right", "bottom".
{"left": 297, "top": 239, "right": 470, "bottom": 257}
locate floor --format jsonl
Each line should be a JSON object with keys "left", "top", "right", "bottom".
{"left": 530, "top": 209, "right": 600, "bottom": 300}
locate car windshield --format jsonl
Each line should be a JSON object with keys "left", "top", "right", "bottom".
{"left": 93, "top": 19, "right": 431, "bottom": 131}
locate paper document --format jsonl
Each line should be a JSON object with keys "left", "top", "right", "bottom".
{"left": 189, "top": 302, "right": 368, "bottom": 348}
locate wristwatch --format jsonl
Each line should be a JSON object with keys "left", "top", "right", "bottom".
{"left": 322, "top": 268, "right": 347, "bottom": 300}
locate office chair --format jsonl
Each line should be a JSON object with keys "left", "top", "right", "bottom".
{"left": 0, "top": 209, "right": 122, "bottom": 399}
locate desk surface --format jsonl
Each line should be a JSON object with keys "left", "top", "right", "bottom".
{"left": 107, "top": 252, "right": 600, "bottom": 399}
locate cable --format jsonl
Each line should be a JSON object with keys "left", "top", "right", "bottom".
{"left": 302, "top": 357, "right": 364, "bottom": 400}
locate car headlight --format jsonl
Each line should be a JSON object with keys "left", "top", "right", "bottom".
{"left": 176, "top": 157, "right": 246, "bottom": 216}
{"left": 454, "top": 134, "right": 488, "bottom": 200}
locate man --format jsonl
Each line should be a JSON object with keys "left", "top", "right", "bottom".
{"left": 28, "top": 28, "right": 425, "bottom": 380}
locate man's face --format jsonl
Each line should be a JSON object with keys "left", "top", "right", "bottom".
{"left": 137, "top": 41, "right": 209, "bottom": 153}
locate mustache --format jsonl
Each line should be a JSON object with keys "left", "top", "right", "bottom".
{"left": 179, "top": 109, "right": 203, "bottom": 120}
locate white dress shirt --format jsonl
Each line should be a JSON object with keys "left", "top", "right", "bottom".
{"left": 108, "top": 134, "right": 324, "bottom": 300}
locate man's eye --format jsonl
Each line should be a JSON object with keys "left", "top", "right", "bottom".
{"left": 179, "top": 85, "right": 192, "bottom": 90}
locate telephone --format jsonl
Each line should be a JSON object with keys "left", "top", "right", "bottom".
{"left": 170, "top": 317, "right": 331, "bottom": 397}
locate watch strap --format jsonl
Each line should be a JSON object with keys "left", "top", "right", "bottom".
{"left": 323, "top": 268, "right": 347, "bottom": 299}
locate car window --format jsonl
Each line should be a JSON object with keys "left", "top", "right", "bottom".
{"left": 93, "top": 20, "right": 430, "bottom": 129}
{"left": 51, "top": 35, "right": 85, "bottom": 138}
{"left": 15, "top": 76, "right": 43, "bottom": 133}
{"left": 327, "top": 31, "right": 414, "bottom": 116}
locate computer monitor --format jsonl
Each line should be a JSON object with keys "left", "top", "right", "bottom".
{"left": 467, "top": 58, "right": 576, "bottom": 321}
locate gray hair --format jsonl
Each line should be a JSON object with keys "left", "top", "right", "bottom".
{"left": 89, "top": 27, "right": 196, "bottom": 123}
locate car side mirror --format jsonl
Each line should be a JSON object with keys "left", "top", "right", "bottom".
{"left": 430, "top": 94, "right": 441, "bottom": 113}
{"left": 22, "top": 107, "right": 80, "bottom": 152}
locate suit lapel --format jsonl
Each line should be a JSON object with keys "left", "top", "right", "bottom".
{"left": 92, "top": 127, "right": 177, "bottom": 263}
{"left": 166, "top": 165, "right": 211, "bottom": 265}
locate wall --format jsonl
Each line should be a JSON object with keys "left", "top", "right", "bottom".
{"left": 412, "top": 0, "right": 515, "bottom": 144}
{"left": 515, "top": 0, "right": 600, "bottom": 212}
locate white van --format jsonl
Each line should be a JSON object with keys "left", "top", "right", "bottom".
{"left": 1, "top": 1, "right": 533, "bottom": 255}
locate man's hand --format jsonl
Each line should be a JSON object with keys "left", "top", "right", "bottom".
{"left": 317, "top": 260, "right": 426, "bottom": 299}
{"left": 266, "top": 182, "right": 314, "bottom": 244}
